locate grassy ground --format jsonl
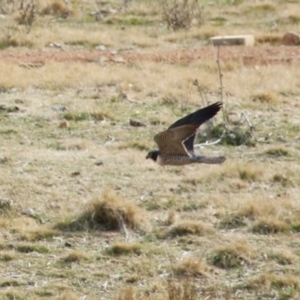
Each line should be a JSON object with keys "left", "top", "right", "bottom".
{"left": 0, "top": 0, "right": 300, "bottom": 299}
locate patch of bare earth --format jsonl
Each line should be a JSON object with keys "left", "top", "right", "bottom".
{"left": 1, "top": 45, "right": 300, "bottom": 66}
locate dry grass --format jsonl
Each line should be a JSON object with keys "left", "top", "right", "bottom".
{"left": 0, "top": 0, "right": 300, "bottom": 299}
{"left": 56, "top": 188, "right": 147, "bottom": 232}
{"left": 211, "top": 242, "right": 254, "bottom": 269}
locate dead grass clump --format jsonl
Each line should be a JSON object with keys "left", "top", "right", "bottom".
{"left": 265, "top": 148, "right": 290, "bottom": 157}
{"left": 57, "top": 291, "right": 80, "bottom": 300}
{"left": 56, "top": 189, "right": 146, "bottom": 232}
{"left": 256, "top": 34, "right": 282, "bottom": 45}
{"left": 40, "top": 0, "right": 69, "bottom": 16}
{"left": 14, "top": 243, "right": 49, "bottom": 253}
{"left": 0, "top": 198, "right": 13, "bottom": 215}
{"left": 252, "top": 91, "right": 278, "bottom": 103}
{"left": 272, "top": 174, "right": 293, "bottom": 187}
{"left": 117, "top": 286, "right": 146, "bottom": 300}
{"left": 251, "top": 218, "right": 289, "bottom": 234}
{"left": 166, "top": 277, "right": 198, "bottom": 300}
{"left": 160, "top": 0, "right": 203, "bottom": 30}
{"left": 229, "top": 197, "right": 286, "bottom": 221}
{"left": 245, "top": 273, "right": 300, "bottom": 290}
{"left": 219, "top": 214, "right": 246, "bottom": 229}
{"left": 211, "top": 243, "right": 253, "bottom": 269}
{"left": 267, "top": 249, "right": 298, "bottom": 265}
{"left": 20, "top": 228, "right": 59, "bottom": 241}
{"left": 61, "top": 251, "right": 89, "bottom": 263}
{"left": 0, "top": 252, "right": 15, "bottom": 262}
{"left": 287, "top": 14, "right": 300, "bottom": 24}
{"left": 173, "top": 257, "right": 209, "bottom": 277}
{"left": 0, "top": 280, "right": 23, "bottom": 287}
{"left": 15, "top": 0, "right": 36, "bottom": 28}
{"left": 117, "top": 141, "right": 149, "bottom": 151}
{"left": 244, "top": 3, "right": 275, "bottom": 14}
{"left": 106, "top": 242, "right": 142, "bottom": 256}
{"left": 238, "top": 166, "right": 262, "bottom": 182}
{"left": 51, "top": 138, "right": 92, "bottom": 151}
{"left": 63, "top": 111, "right": 112, "bottom": 122}
{"left": 167, "top": 220, "right": 212, "bottom": 237}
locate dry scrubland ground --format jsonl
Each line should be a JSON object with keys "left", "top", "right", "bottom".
{"left": 0, "top": 0, "right": 300, "bottom": 299}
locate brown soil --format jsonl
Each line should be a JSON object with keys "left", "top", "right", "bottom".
{"left": 0, "top": 45, "right": 299, "bottom": 66}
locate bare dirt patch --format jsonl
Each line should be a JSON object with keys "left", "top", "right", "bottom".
{"left": 1, "top": 45, "right": 300, "bottom": 66}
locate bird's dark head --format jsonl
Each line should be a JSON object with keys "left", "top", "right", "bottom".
{"left": 146, "top": 150, "right": 159, "bottom": 162}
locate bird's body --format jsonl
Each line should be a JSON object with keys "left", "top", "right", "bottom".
{"left": 146, "top": 102, "right": 226, "bottom": 166}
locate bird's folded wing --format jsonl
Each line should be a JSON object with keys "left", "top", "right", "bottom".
{"left": 154, "top": 125, "right": 197, "bottom": 155}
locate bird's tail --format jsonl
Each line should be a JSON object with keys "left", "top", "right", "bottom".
{"left": 195, "top": 156, "right": 226, "bottom": 164}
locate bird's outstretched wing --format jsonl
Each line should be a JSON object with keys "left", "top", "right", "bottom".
{"left": 154, "top": 124, "right": 198, "bottom": 155}
{"left": 168, "top": 102, "right": 222, "bottom": 153}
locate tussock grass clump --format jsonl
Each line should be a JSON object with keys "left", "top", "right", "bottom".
{"left": 14, "top": 243, "right": 49, "bottom": 254}
{"left": 56, "top": 189, "right": 146, "bottom": 232}
{"left": 63, "top": 111, "right": 112, "bottom": 122}
{"left": 238, "top": 166, "right": 262, "bottom": 182}
{"left": 166, "top": 220, "right": 212, "bottom": 237}
{"left": 267, "top": 249, "right": 298, "bottom": 265}
{"left": 265, "top": 148, "right": 290, "bottom": 157}
{"left": 117, "top": 142, "right": 149, "bottom": 151}
{"left": 49, "top": 138, "right": 92, "bottom": 151}
{"left": 224, "top": 197, "right": 294, "bottom": 225}
{"left": 252, "top": 91, "right": 278, "bottom": 103}
{"left": 61, "top": 251, "right": 89, "bottom": 263}
{"left": 0, "top": 198, "right": 13, "bottom": 214}
{"left": 251, "top": 218, "right": 289, "bottom": 234}
{"left": 287, "top": 14, "right": 300, "bottom": 24}
{"left": 20, "top": 228, "right": 59, "bottom": 241}
{"left": 0, "top": 252, "right": 15, "bottom": 262}
{"left": 256, "top": 34, "right": 282, "bottom": 45}
{"left": 0, "top": 280, "right": 23, "bottom": 287}
{"left": 161, "top": 0, "right": 203, "bottom": 30}
{"left": 166, "top": 277, "right": 198, "bottom": 300}
{"left": 106, "top": 242, "right": 142, "bottom": 256}
{"left": 211, "top": 243, "right": 254, "bottom": 269}
{"left": 244, "top": 3, "right": 275, "bottom": 14}
{"left": 173, "top": 257, "right": 209, "bottom": 277}
{"left": 57, "top": 291, "right": 80, "bottom": 300}
{"left": 40, "top": 0, "right": 69, "bottom": 16}
{"left": 207, "top": 124, "right": 255, "bottom": 147}
{"left": 244, "top": 273, "right": 300, "bottom": 290}
{"left": 219, "top": 214, "right": 246, "bottom": 229}
{"left": 272, "top": 173, "right": 293, "bottom": 187}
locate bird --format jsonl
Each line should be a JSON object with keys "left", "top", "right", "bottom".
{"left": 146, "top": 102, "right": 226, "bottom": 166}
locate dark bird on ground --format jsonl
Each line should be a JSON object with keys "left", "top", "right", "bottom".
{"left": 146, "top": 102, "right": 226, "bottom": 166}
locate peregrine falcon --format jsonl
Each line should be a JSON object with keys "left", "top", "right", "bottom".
{"left": 146, "top": 102, "right": 226, "bottom": 166}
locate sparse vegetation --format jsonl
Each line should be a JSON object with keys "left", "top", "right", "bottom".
{"left": 106, "top": 242, "right": 142, "bottom": 256}
{"left": 55, "top": 189, "right": 146, "bottom": 232}
{"left": 211, "top": 243, "right": 253, "bottom": 269}
{"left": 160, "top": 0, "right": 203, "bottom": 30}
{"left": 166, "top": 220, "right": 213, "bottom": 237}
{"left": 0, "top": 0, "right": 300, "bottom": 299}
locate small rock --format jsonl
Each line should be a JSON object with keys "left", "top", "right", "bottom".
{"left": 71, "top": 171, "right": 80, "bottom": 177}
{"left": 48, "top": 42, "right": 63, "bottom": 49}
{"left": 95, "top": 45, "right": 106, "bottom": 51}
{"left": 111, "top": 56, "right": 125, "bottom": 63}
{"left": 95, "top": 160, "right": 104, "bottom": 166}
{"left": 129, "top": 118, "right": 146, "bottom": 127}
{"left": 52, "top": 104, "right": 67, "bottom": 112}
{"left": 282, "top": 32, "right": 300, "bottom": 46}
